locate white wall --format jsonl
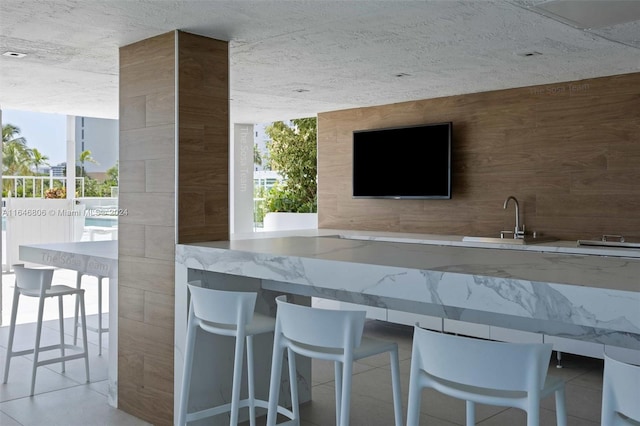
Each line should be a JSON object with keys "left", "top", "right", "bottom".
{"left": 231, "top": 123, "right": 255, "bottom": 234}
{"left": 75, "top": 117, "right": 118, "bottom": 174}
{"left": 4, "top": 198, "right": 85, "bottom": 270}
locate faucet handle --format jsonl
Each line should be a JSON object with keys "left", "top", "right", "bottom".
{"left": 501, "top": 230, "right": 515, "bottom": 239}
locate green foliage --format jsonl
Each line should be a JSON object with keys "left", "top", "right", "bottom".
{"left": 263, "top": 181, "right": 316, "bottom": 213}
{"left": 31, "top": 148, "right": 50, "bottom": 174}
{"left": 104, "top": 162, "right": 118, "bottom": 187}
{"left": 254, "top": 144, "right": 263, "bottom": 166}
{"left": 263, "top": 118, "right": 317, "bottom": 213}
{"left": 78, "top": 149, "right": 98, "bottom": 177}
{"left": 253, "top": 185, "right": 267, "bottom": 225}
{"left": 3, "top": 123, "right": 34, "bottom": 195}
{"left": 2, "top": 123, "right": 117, "bottom": 198}
{"left": 3, "top": 124, "right": 32, "bottom": 176}
{"left": 83, "top": 162, "right": 118, "bottom": 197}
{"left": 3, "top": 125, "right": 50, "bottom": 176}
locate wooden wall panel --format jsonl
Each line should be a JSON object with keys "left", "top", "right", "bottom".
{"left": 177, "top": 32, "right": 229, "bottom": 244}
{"left": 119, "top": 30, "right": 228, "bottom": 425}
{"left": 318, "top": 73, "right": 640, "bottom": 241}
{"left": 119, "top": 31, "right": 176, "bottom": 426}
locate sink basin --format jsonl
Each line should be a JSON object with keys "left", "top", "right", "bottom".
{"left": 462, "top": 235, "right": 557, "bottom": 245}
{"left": 577, "top": 239, "right": 640, "bottom": 249}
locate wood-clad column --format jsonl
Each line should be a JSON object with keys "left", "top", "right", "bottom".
{"left": 119, "top": 31, "right": 228, "bottom": 425}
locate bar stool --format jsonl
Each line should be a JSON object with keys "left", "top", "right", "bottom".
{"left": 178, "top": 282, "right": 289, "bottom": 425}
{"left": 73, "top": 272, "right": 108, "bottom": 355}
{"left": 267, "top": 295, "right": 403, "bottom": 426}
{"left": 2, "top": 265, "right": 90, "bottom": 396}
{"left": 406, "top": 326, "right": 567, "bottom": 426}
{"left": 601, "top": 353, "right": 640, "bottom": 425}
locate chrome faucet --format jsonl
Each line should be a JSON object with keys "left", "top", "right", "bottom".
{"left": 503, "top": 196, "right": 525, "bottom": 238}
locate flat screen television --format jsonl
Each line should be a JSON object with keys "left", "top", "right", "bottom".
{"left": 352, "top": 122, "right": 452, "bottom": 199}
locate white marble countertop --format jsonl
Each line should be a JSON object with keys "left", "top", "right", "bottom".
{"left": 204, "top": 230, "right": 640, "bottom": 292}
{"left": 177, "top": 230, "right": 640, "bottom": 349}
{"left": 231, "top": 228, "right": 640, "bottom": 259}
{"left": 19, "top": 240, "right": 118, "bottom": 277}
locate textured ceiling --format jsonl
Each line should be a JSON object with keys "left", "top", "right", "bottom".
{"left": 1, "top": 0, "right": 639, "bottom": 123}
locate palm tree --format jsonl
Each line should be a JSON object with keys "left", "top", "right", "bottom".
{"left": 78, "top": 149, "right": 98, "bottom": 177}
{"left": 2, "top": 123, "right": 35, "bottom": 196}
{"left": 31, "top": 148, "right": 50, "bottom": 174}
{"left": 2, "top": 123, "right": 26, "bottom": 145}
{"left": 2, "top": 123, "right": 33, "bottom": 175}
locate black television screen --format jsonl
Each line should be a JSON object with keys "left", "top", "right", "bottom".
{"left": 352, "top": 122, "right": 452, "bottom": 199}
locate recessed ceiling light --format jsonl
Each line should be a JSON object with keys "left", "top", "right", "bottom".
{"left": 516, "top": 51, "right": 542, "bottom": 57}
{"left": 2, "top": 51, "right": 27, "bottom": 58}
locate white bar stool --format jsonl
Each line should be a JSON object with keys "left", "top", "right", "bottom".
{"left": 178, "top": 282, "right": 289, "bottom": 425}
{"left": 73, "top": 272, "right": 109, "bottom": 355}
{"left": 601, "top": 353, "right": 640, "bottom": 425}
{"left": 2, "top": 265, "right": 90, "bottom": 396}
{"left": 406, "top": 326, "right": 567, "bottom": 426}
{"left": 267, "top": 295, "right": 403, "bottom": 426}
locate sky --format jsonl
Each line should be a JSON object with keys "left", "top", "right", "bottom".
{"left": 2, "top": 109, "right": 67, "bottom": 166}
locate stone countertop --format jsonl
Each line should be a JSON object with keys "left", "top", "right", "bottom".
{"left": 194, "top": 231, "right": 640, "bottom": 292}
{"left": 231, "top": 228, "right": 640, "bottom": 258}
{"left": 177, "top": 230, "right": 640, "bottom": 349}
{"left": 19, "top": 240, "right": 118, "bottom": 277}
{"left": 20, "top": 240, "right": 118, "bottom": 259}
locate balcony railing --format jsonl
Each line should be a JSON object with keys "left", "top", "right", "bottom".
{"left": 2, "top": 176, "right": 85, "bottom": 198}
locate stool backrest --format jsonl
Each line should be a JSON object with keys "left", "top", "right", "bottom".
{"left": 187, "top": 282, "right": 257, "bottom": 326}
{"left": 602, "top": 353, "right": 640, "bottom": 424}
{"left": 13, "top": 265, "right": 54, "bottom": 293}
{"left": 412, "top": 326, "right": 552, "bottom": 392}
{"left": 274, "top": 295, "right": 366, "bottom": 350}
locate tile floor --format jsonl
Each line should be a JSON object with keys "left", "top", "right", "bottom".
{"left": 0, "top": 268, "right": 150, "bottom": 426}
{"left": 1, "top": 270, "right": 605, "bottom": 425}
{"left": 298, "top": 321, "right": 604, "bottom": 426}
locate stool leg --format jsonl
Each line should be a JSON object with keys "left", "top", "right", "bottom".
{"left": 287, "top": 348, "right": 300, "bottom": 425}
{"left": 178, "top": 310, "right": 197, "bottom": 425}
{"left": 78, "top": 291, "right": 90, "bottom": 383}
{"left": 73, "top": 273, "right": 82, "bottom": 346}
{"left": 58, "top": 295, "right": 66, "bottom": 373}
{"left": 389, "top": 348, "right": 403, "bottom": 426}
{"left": 406, "top": 366, "right": 422, "bottom": 426}
{"left": 334, "top": 361, "right": 342, "bottom": 426}
{"left": 526, "top": 400, "right": 540, "bottom": 426}
{"left": 30, "top": 295, "right": 47, "bottom": 396}
{"left": 555, "top": 387, "right": 567, "bottom": 426}
{"left": 466, "top": 401, "right": 475, "bottom": 426}
{"left": 266, "top": 341, "right": 284, "bottom": 426}
{"left": 230, "top": 330, "right": 246, "bottom": 426}
{"left": 2, "top": 290, "right": 21, "bottom": 383}
{"left": 338, "top": 360, "right": 353, "bottom": 426}
{"left": 246, "top": 335, "right": 257, "bottom": 426}
{"left": 97, "top": 277, "right": 103, "bottom": 356}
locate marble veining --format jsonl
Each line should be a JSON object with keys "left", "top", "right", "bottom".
{"left": 177, "top": 235, "right": 640, "bottom": 349}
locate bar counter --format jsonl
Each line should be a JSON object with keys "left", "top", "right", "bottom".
{"left": 174, "top": 232, "right": 640, "bottom": 424}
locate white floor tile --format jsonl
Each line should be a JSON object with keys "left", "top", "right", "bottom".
{"left": 0, "top": 311, "right": 608, "bottom": 426}
{"left": 0, "top": 385, "right": 150, "bottom": 426}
